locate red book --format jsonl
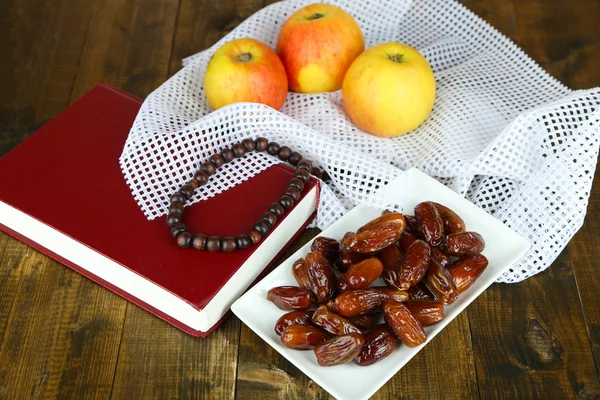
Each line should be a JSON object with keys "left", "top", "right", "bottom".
{"left": 0, "top": 84, "right": 319, "bottom": 337}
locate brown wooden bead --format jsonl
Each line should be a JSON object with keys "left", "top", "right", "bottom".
{"left": 176, "top": 232, "right": 193, "bottom": 248}
{"left": 220, "top": 148, "right": 234, "bottom": 163}
{"left": 194, "top": 170, "right": 209, "bottom": 186}
{"left": 171, "top": 223, "right": 186, "bottom": 238}
{"left": 166, "top": 212, "right": 181, "bottom": 227}
{"left": 209, "top": 153, "right": 225, "bottom": 168}
{"left": 311, "top": 167, "right": 323, "bottom": 179}
{"left": 170, "top": 192, "right": 186, "bottom": 204}
{"left": 179, "top": 185, "right": 195, "bottom": 200}
{"left": 192, "top": 234, "right": 207, "bottom": 250}
{"left": 263, "top": 211, "right": 278, "bottom": 227}
{"left": 295, "top": 169, "right": 310, "bottom": 183}
{"left": 278, "top": 146, "right": 292, "bottom": 161}
{"left": 242, "top": 138, "right": 256, "bottom": 152}
{"left": 269, "top": 202, "right": 285, "bottom": 218}
{"left": 267, "top": 142, "right": 280, "bottom": 156}
{"left": 236, "top": 234, "right": 252, "bottom": 249}
{"left": 169, "top": 202, "right": 185, "bottom": 216}
{"left": 285, "top": 186, "right": 301, "bottom": 201}
{"left": 288, "top": 151, "right": 302, "bottom": 166}
{"left": 249, "top": 231, "right": 262, "bottom": 244}
{"left": 279, "top": 194, "right": 294, "bottom": 210}
{"left": 200, "top": 161, "right": 216, "bottom": 176}
{"left": 187, "top": 179, "right": 199, "bottom": 189}
{"left": 289, "top": 177, "right": 305, "bottom": 191}
{"left": 254, "top": 219, "right": 271, "bottom": 236}
{"left": 232, "top": 143, "right": 246, "bottom": 158}
{"left": 255, "top": 137, "right": 268, "bottom": 151}
{"left": 297, "top": 159, "right": 312, "bottom": 171}
{"left": 221, "top": 236, "right": 238, "bottom": 253}
{"left": 206, "top": 236, "right": 221, "bottom": 252}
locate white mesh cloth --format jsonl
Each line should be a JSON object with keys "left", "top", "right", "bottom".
{"left": 119, "top": 0, "right": 600, "bottom": 282}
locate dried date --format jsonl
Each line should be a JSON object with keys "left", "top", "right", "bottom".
{"left": 330, "top": 287, "right": 409, "bottom": 317}
{"left": 355, "top": 324, "right": 398, "bottom": 366}
{"left": 345, "top": 258, "right": 384, "bottom": 290}
{"left": 267, "top": 286, "right": 315, "bottom": 310}
{"left": 430, "top": 246, "right": 450, "bottom": 268}
{"left": 448, "top": 254, "right": 489, "bottom": 294}
{"left": 397, "top": 240, "right": 431, "bottom": 289}
{"left": 349, "top": 314, "right": 379, "bottom": 330}
{"left": 314, "top": 333, "right": 365, "bottom": 366}
{"left": 357, "top": 212, "right": 406, "bottom": 234}
{"left": 342, "top": 223, "right": 402, "bottom": 254}
{"left": 403, "top": 300, "right": 444, "bottom": 326}
{"left": 398, "top": 230, "right": 418, "bottom": 251}
{"left": 379, "top": 244, "right": 403, "bottom": 289}
{"left": 443, "top": 231, "right": 485, "bottom": 257}
{"left": 415, "top": 201, "right": 444, "bottom": 246}
{"left": 305, "top": 251, "right": 336, "bottom": 302}
{"left": 383, "top": 301, "right": 427, "bottom": 347}
{"left": 291, "top": 258, "right": 312, "bottom": 291}
{"left": 423, "top": 261, "right": 459, "bottom": 305}
{"left": 275, "top": 310, "right": 314, "bottom": 335}
{"left": 311, "top": 236, "right": 340, "bottom": 262}
{"left": 311, "top": 305, "right": 362, "bottom": 335}
{"left": 281, "top": 324, "right": 329, "bottom": 349}
{"left": 407, "top": 283, "right": 435, "bottom": 300}
{"left": 432, "top": 202, "right": 466, "bottom": 234}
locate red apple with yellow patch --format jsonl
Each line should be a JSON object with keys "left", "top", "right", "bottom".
{"left": 277, "top": 3, "right": 364, "bottom": 93}
{"left": 342, "top": 42, "right": 436, "bottom": 137}
{"left": 204, "top": 38, "right": 288, "bottom": 110}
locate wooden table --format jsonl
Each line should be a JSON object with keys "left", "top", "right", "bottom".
{"left": 1, "top": 0, "right": 599, "bottom": 398}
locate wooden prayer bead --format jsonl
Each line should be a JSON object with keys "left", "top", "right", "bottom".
{"left": 209, "top": 153, "right": 225, "bottom": 168}
{"left": 249, "top": 231, "right": 262, "bottom": 244}
{"left": 242, "top": 138, "right": 256, "bottom": 152}
{"left": 192, "top": 234, "right": 207, "bottom": 250}
{"left": 236, "top": 234, "right": 252, "bottom": 249}
{"left": 221, "top": 237, "right": 238, "bottom": 253}
{"left": 267, "top": 142, "right": 280, "bottom": 156}
{"left": 176, "top": 232, "right": 193, "bottom": 248}
{"left": 255, "top": 137, "right": 268, "bottom": 151}
{"left": 288, "top": 151, "right": 302, "bottom": 166}
{"left": 278, "top": 146, "right": 292, "bottom": 161}
{"left": 220, "top": 148, "right": 234, "bottom": 163}
{"left": 206, "top": 236, "right": 221, "bottom": 252}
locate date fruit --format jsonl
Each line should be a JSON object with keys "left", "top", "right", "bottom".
{"left": 343, "top": 223, "right": 402, "bottom": 254}
{"left": 404, "top": 215, "right": 419, "bottom": 232}
{"left": 398, "top": 230, "right": 418, "bottom": 251}
{"left": 407, "top": 283, "right": 435, "bottom": 300}
{"left": 448, "top": 254, "right": 489, "bottom": 293}
{"left": 357, "top": 212, "right": 406, "bottom": 234}
{"left": 267, "top": 286, "right": 315, "bottom": 310}
{"left": 403, "top": 300, "right": 444, "bottom": 326}
{"left": 349, "top": 314, "right": 378, "bottom": 330}
{"left": 379, "top": 244, "right": 403, "bottom": 289}
{"left": 305, "top": 251, "right": 335, "bottom": 302}
{"left": 430, "top": 246, "right": 450, "bottom": 269}
{"left": 432, "top": 202, "right": 466, "bottom": 234}
{"left": 281, "top": 324, "right": 329, "bottom": 349}
{"left": 383, "top": 301, "right": 427, "bottom": 347}
{"left": 443, "top": 231, "right": 485, "bottom": 257}
{"left": 311, "top": 305, "right": 361, "bottom": 335}
{"left": 330, "top": 287, "right": 409, "bottom": 317}
{"left": 355, "top": 324, "right": 398, "bottom": 366}
{"left": 314, "top": 333, "right": 365, "bottom": 366}
{"left": 311, "top": 236, "right": 340, "bottom": 262}
{"left": 397, "top": 240, "right": 431, "bottom": 290}
{"left": 338, "top": 231, "right": 365, "bottom": 270}
{"left": 415, "top": 201, "right": 444, "bottom": 246}
{"left": 275, "top": 310, "right": 314, "bottom": 335}
{"left": 292, "top": 258, "right": 312, "bottom": 291}
{"left": 423, "top": 261, "right": 459, "bottom": 305}
{"left": 345, "top": 258, "right": 384, "bottom": 290}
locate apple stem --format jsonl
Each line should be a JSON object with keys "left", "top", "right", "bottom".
{"left": 237, "top": 52, "right": 253, "bottom": 62}
{"left": 388, "top": 53, "right": 404, "bottom": 63}
{"left": 307, "top": 13, "right": 324, "bottom": 20}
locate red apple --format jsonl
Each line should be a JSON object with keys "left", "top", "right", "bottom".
{"left": 277, "top": 3, "right": 364, "bottom": 93}
{"left": 204, "top": 38, "right": 288, "bottom": 110}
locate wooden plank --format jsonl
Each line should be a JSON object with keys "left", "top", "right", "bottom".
{"left": 106, "top": 1, "right": 244, "bottom": 399}
{"left": 569, "top": 169, "right": 600, "bottom": 378}
{"left": 469, "top": 251, "right": 600, "bottom": 398}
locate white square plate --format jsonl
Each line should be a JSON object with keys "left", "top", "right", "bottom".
{"left": 231, "top": 168, "right": 530, "bottom": 400}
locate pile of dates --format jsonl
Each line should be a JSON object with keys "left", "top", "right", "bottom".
{"left": 267, "top": 201, "right": 489, "bottom": 367}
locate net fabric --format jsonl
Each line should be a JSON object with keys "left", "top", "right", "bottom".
{"left": 120, "top": 0, "right": 600, "bottom": 282}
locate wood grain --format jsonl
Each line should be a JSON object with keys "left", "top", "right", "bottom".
{"left": 0, "top": 0, "right": 599, "bottom": 399}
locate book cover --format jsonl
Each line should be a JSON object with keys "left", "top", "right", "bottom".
{"left": 0, "top": 83, "right": 319, "bottom": 337}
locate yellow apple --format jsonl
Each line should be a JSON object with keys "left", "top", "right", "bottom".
{"left": 342, "top": 42, "right": 436, "bottom": 137}
{"left": 204, "top": 38, "right": 288, "bottom": 110}
{"left": 277, "top": 3, "right": 364, "bottom": 93}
